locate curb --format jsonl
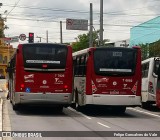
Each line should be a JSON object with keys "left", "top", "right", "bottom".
{"left": 0, "top": 98, "right": 3, "bottom": 140}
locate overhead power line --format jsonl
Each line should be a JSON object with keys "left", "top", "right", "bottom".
{"left": 5, "top": 0, "right": 21, "bottom": 18}
{"left": 3, "top": 2, "right": 160, "bottom": 16}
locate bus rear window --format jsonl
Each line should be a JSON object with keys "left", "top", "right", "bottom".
{"left": 22, "top": 44, "right": 68, "bottom": 69}
{"left": 94, "top": 48, "right": 137, "bottom": 76}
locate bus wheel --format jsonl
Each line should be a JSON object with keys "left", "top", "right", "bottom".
{"left": 70, "top": 103, "right": 76, "bottom": 109}
{"left": 12, "top": 104, "right": 19, "bottom": 110}
{"left": 141, "top": 102, "right": 150, "bottom": 109}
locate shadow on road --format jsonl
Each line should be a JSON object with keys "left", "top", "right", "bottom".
{"left": 13, "top": 105, "right": 67, "bottom": 117}
{"left": 73, "top": 106, "right": 135, "bottom": 118}
{"left": 142, "top": 104, "right": 160, "bottom": 112}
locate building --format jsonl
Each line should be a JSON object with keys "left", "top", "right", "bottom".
{"left": 130, "top": 16, "right": 160, "bottom": 46}
{"left": 114, "top": 39, "right": 130, "bottom": 47}
{"left": 105, "top": 39, "right": 130, "bottom": 48}
{"left": 0, "top": 17, "right": 16, "bottom": 79}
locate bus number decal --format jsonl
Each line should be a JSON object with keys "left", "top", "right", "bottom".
{"left": 122, "top": 79, "right": 133, "bottom": 82}
{"left": 55, "top": 74, "right": 65, "bottom": 77}
{"left": 113, "top": 52, "right": 122, "bottom": 57}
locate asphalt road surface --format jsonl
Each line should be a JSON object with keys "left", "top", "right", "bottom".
{"left": 1, "top": 92, "right": 160, "bottom": 140}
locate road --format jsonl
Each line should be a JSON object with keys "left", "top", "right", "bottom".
{"left": 1, "top": 92, "right": 160, "bottom": 140}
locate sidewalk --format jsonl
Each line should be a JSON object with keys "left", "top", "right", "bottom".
{"left": 0, "top": 91, "right": 12, "bottom": 140}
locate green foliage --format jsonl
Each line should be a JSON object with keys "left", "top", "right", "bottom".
{"left": 139, "top": 40, "right": 160, "bottom": 60}
{"left": 72, "top": 30, "right": 109, "bottom": 52}
{"left": 0, "top": 29, "right": 4, "bottom": 38}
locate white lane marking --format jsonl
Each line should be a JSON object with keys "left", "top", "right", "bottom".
{"left": 68, "top": 107, "right": 92, "bottom": 120}
{"left": 128, "top": 107, "right": 160, "bottom": 118}
{"left": 81, "top": 114, "right": 92, "bottom": 120}
{"left": 97, "top": 122, "right": 111, "bottom": 128}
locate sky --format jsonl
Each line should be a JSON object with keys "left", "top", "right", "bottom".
{"left": 0, "top": 0, "right": 160, "bottom": 48}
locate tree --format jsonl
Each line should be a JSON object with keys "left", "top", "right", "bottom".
{"left": 0, "top": 17, "right": 5, "bottom": 38}
{"left": 138, "top": 40, "right": 160, "bottom": 60}
{"left": 0, "top": 29, "right": 4, "bottom": 38}
{"left": 72, "top": 30, "right": 109, "bottom": 52}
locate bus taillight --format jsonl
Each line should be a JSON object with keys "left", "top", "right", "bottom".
{"left": 64, "top": 85, "right": 68, "bottom": 89}
{"left": 148, "top": 81, "right": 154, "bottom": 94}
{"left": 64, "top": 85, "right": 68, "bottom": 91}
{"left": 20, "top": 84, "right": 25, "bottom": 90}
{"left": 131, "top": 82, "right": 138, "bottom": 94}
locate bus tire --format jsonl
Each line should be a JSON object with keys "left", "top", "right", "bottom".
{"left": 141, "top": 102, "right": 150, "bottom": 109}
{"left": 12, "top": 104, "right": 19, "bottom": 111}
{"left": 70, "top": 103, "right": 76, "bottom": 109}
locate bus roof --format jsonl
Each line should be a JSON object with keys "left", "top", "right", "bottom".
{"left": 142, "top": 57, "right": 160, "bottom": 64}
{"left": 73, "top": 46, "right": 138, "bottom": 57}
{"left": 73, "top": 47, "right": 94, "bottom": 57}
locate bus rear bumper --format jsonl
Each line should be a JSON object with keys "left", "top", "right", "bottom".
{"left": 86, "top": 94, "right": 141, "bottom": 106}
{"left": 14, "top": 92, "right": 72, "bottom": 106}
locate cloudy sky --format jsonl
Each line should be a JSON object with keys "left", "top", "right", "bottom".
{"left": 0, "top": 0, "right": 160, "bottom": 47}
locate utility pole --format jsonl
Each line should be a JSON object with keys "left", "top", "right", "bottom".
{"left": 100, "top": 0, "right": 103, "bottom": 46}
{"left": 89, "top": 3, "right": 93, "bottom": 48}
{"left": 60, "top": 21, "right": 63, "bottom": 44}
{"left": 46, "top": 30, "right": 48, "bottom": 43}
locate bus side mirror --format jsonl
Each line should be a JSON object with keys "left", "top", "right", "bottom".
{"left": 153, "top": 72, "right": 158, "bottom": 78}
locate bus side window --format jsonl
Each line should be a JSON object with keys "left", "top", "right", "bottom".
{"left": 78, "top": 56, "right": 83, "bottom": 76}
{"left": 81, "top": 55, "right": 86, "bottom": 76}
{"left": 158, "top": 66, "right": 160, "bottom": 80}
{"left": 74, "top": 57, "right": 78, "bottom": 76}
{"left": 142, "top": 62, "right": 149, "bottom": 78}
{"left": 153, "top": 60, "right": 160, "bottom": 75}
{"left": 83, "top": 55, "right": 87, "bottom": 76}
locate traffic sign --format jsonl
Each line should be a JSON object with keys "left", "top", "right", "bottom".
{"left": 19, "top": 34, "right": 26, "bottom": 41}
{"left": 3, "top": 36, "right": 19, "bottom": 43}
{"left": 66, "top": 18, "right": 88, "bottom": 31}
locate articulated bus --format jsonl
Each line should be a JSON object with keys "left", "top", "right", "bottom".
{"left": 7, "top": 43, "right": 73, "bottom": 111}
{"left": 72, "top": 46, "right": 141, "bottom": 113}
{"left": 141, "top": 57, "right": 160, "bottom": 108}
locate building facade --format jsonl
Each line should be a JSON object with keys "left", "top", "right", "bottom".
{"left": 130, "top": 16, "right": 160, "bottom": 46}
{"left": 0, "top": 17, "right": 16, "bottom": 79}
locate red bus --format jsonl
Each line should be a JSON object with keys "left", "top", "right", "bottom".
{"left": 7, "top": 43, "right": 73, "bottom": 111}
{"left": 72, "top": 46, "right": 141, "bottom": 113}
